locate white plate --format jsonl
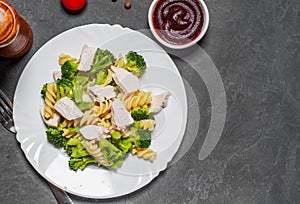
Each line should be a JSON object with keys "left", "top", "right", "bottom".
{"left": 13, "top": 24, "right": 187, "bottom": 198}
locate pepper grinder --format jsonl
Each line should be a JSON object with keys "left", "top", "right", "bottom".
{"left": 0, "top": 0, "right": 33, "bottom": 58}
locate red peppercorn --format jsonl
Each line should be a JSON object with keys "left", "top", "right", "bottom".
{"left": 61, "top": 0, "right": 87, "bottom": 11}
{"left": 124, "top": 1, "right": 131, "bottom": 9}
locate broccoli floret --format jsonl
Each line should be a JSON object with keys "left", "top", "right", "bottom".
{"left": 64, "top": 145, "right": 75, "bottom": 156}
{"left": 111, "top": 131, "right": 122, "bottom": 140}
{"left": 88, "top": 49, "right": 115, "bottom": 75}
{"left": 129, "top": 126, "right": 151, "bottom": 149}
{"left": 100, "top": 139, "right": 127, "bottom": 170}
{"left": 69, "top": 156, "right": 96, "bottom": 171}
{"left": 64, "top": 136, "right": 89, "bottom": 158}
{"left": 66, "top": 127, "right": 79, "bottom": 135}
{"left": 67, "top": 137, "right": 80, "bottom": 146}
{"left": 56, "top": 77, "right": 74, "bottom": 100}
{"left": 73, "top": 75, "right": 89, "bottom": 103}
{"left": 77, "top": 102, "right": 93, "bottom": 111}
{"left": 95, "top": 68, "right": 108, "bottom": 85}
{"left": 46, "top": 127, "right": 67, "bottom": 148}
{"left": 41, "top": 83, "right": 47, "bottom": 99}
{"left": 117, "top": 139, "right": 132, "bottom": 153}
{"left": 131, "top": 107, "right": 150, "bottom": 121}
{"left": 111, "top": 131, "right": 132, "bottom": 153}
{"left": 55, "top": 60, "right": 78, "bottom": 100}
{"left": 61, "top": 60, "right": 78, "bottom": 81}
{"left": 125, "top": 51, "right": 146, "bottom": 77}
{"left": 70, "top": 142, "right": 90, "bottom": 158}
{"left": 109, "top": 80, "right": 120, "bottom": 95}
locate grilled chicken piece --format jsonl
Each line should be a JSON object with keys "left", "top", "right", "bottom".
{"left": 40, "top": 106, "right": 61, "bottom": 128}
{"left": 82, "top": 93, "right": 93, "bottom": 102}
{"left": 54, "top": 97, "right": 84, "bottom": 120}
{"left": 111, "top": 98, "right": 134, "bottom": 130}
{"left": 88, "top": 85, "right": 116, "bottom": 102}
{"left": 53, "top": 71, "right": 62, "bottom": 81}
{"left": 149, "top": 91, "right": 171, "bottom": 114}
{"left": 77, "top": 45, "right": 96, "bottom": 72}
{"left": 110, "top": 65, "right": 141, "bottom": 95}
{"left": 80, "top": 125, "right": 110, "bottom": 140}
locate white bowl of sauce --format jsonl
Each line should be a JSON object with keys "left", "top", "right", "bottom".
{"left": 148, "top": 0, "right": 209, "bottom": 49}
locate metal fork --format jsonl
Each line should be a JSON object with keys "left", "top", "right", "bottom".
{"left": 0, "top": 88, "right": 73, "bottom": 204}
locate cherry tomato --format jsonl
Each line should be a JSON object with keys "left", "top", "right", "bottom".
{"left": 61, "top": 0, "right": 87, "bottom": 11}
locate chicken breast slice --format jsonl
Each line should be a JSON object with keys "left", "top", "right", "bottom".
{"left": 88, "top": 85, "right": 116, "bottom": 102}
{"left": 80, "top": 125, "right": 110, "bottom": 140}
{"left": 77, "top": 45, "right": 97, "bottom": 72}
{"left": 82, "top": 93, "right": 93, "bottom": 102}
{"left": 111, "top": 98, "right": 134, "bottom": 130}
{"left": 110, "top": 65, "right": 141, "bottom": 95}
{"left": 54, "top": 97, "right": 84, "bottom": 120}
{"left": 53, "top": 71, "right": 62, "bottom": 81}
{"left": 149, "top": 91, "right": 171, "bottom": 114}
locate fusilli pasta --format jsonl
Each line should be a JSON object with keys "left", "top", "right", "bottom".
{"left": 101, "top": 69, "right": 113, "bottom": 87}
{"left": 97, "top": 118, "right": 113, "bottom": 130}
{"left": 114, "top": 55, "right": 126, "bottom": 68}
{"left": 62, "top": 128, "right": 78, "bottom": 138}
{"left": 61, "top": 118, "right": 74, "bottom": 128}
{"left": 93, "top": 100, "right": 112, "bottom": 118}
{"left": 118, "top": 90, "right": 152, "bottom": 111}
{"left": 74, "top": 110, "right": 98, "bottom": 127}
{"left": 59, "top": 54, "right": 79, "bottom": 65}
{"left": 139, "top": 119, "right": 156, "bottom": 131}
{"left": 131, "top": 147, "right": 157, "bottom": 161}
{"left": 44, "top": 83, "right": 57, "bottom": 119}
{"left": 85, "top": 140, "right": 108, "bottom": 166}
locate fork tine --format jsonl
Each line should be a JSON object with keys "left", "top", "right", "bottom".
{"left": 0, "top": 89, "right": 13, "bottom": 114}
{"left": 0, "top": 107, "right": 11, "bottom": 122}
{"left": 0, "top": 89, "right": 16, "bottom": 133}
{"left": 0, "top": 89, "right": 13, "bottom": 121}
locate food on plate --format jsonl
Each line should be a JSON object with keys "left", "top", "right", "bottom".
{"left": 40, "top": 45, "right": 171, "bottom": 171}
{"left": 149, "top": 91, "right": 171, "bottom": 114}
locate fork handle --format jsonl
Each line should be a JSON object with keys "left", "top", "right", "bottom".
{"left": 48, "top": 182, "right": 74, "bottom": 204}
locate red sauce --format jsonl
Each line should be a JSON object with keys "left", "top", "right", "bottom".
{"left": 152, "top": 0, "right": 204, "bottom": 45}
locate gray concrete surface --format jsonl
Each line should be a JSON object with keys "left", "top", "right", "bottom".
{"left": 0, "top": 0, "right": 299, "bottom": 203}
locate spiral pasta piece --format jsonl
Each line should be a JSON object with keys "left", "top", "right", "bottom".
{"left": 62, "top": 129, "right": 78, "bottom": 138}
{"left": 139, "top": 119, "right": 156, "bottom": 131}
{"left": 121, "top": 130, "right": 131, "bottom": 139}
{"left": 93, "top": 100, "right": 112, "bottom": 118}
{"left": 101, "top": 70, "right": 113, "bottom": 87}
{"left": 97, "top": 118, "right": 113, "bottom": 130}
{"left": 119, "top": 90, "right": 152, "bottom": 111}
{"left": 85, "top": 140, "right": 108, "bottom": 166}
{"left": 131, "top": 147, "right": 157, "bottom": 161}
{"left": 74, "top": 110, "right": 98, "bottom": 127}
{"left": 44, "top": 83, "right": 57, "bottom": 119}
{"left": 114, "top": 55, "right": 126, "bottom": 68}
{"left": 59, "top": 54, "right": 79, "bottom": 65}
{"left": 61, "top": 118, "right": 74, "bottom": 128}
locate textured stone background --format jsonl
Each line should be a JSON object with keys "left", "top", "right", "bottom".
{"left": 0, "top": 0, "right": 299, "bottom": 203}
